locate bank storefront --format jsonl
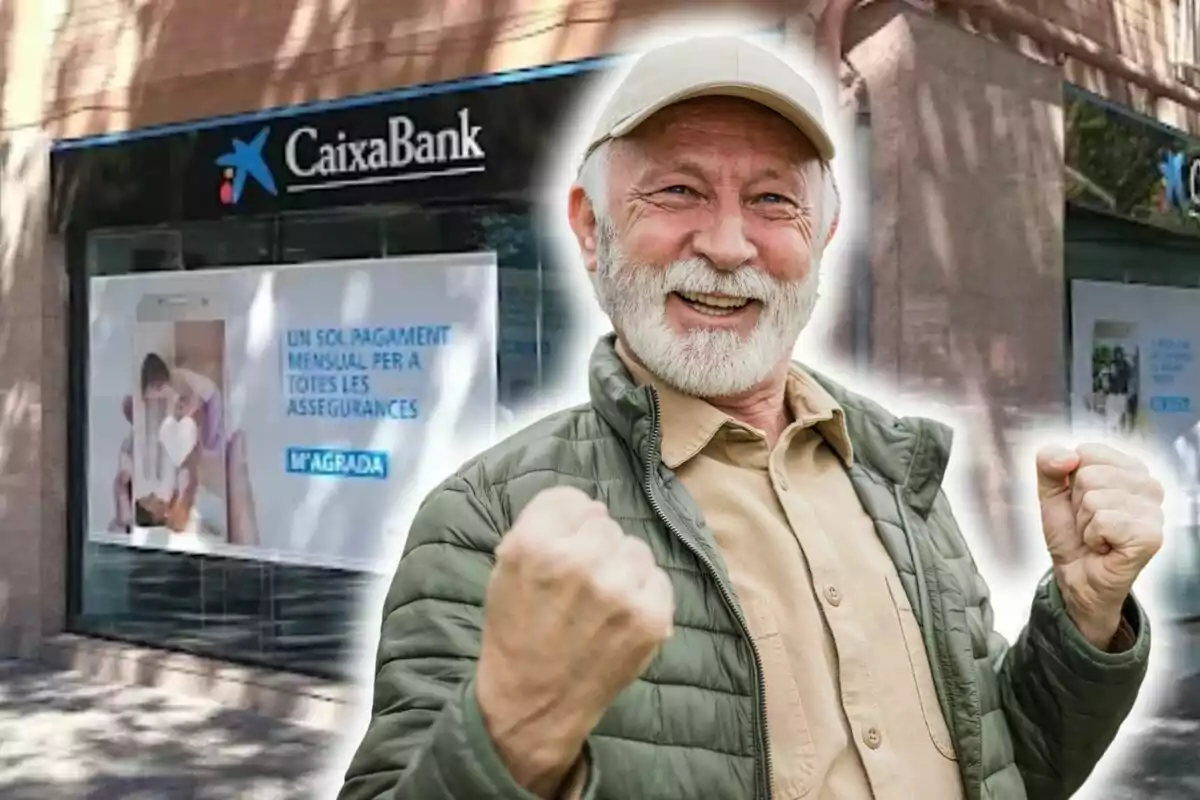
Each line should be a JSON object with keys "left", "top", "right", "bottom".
{"left": 1064, "top": 85, "right": 1200, "bottom": 618}
{"left": 53, "top": 60, "right": 605, "bottom": 679}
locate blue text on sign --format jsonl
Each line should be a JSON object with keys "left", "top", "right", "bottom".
{"left": 1150, "top": 396, "right": 1192, "bottom": 413}
{"left": 286, "top": 447, "right": 390, "bottom": 479}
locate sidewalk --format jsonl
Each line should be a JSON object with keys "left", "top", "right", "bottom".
{"left": 0, "top": 659, "right": 338, "bottom": 799}
{"left": 1105, "top": 670, "right": 1200, "bottom": 798}
{"left": 1102, "top": 619, "right": 1200, "bottom": 799}
{"left": 2, "top": 624, "right": 1200, "bottom": 799}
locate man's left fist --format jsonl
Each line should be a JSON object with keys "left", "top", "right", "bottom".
{"left": 1036, "top": 442, "right": 1165, "bottom": 650}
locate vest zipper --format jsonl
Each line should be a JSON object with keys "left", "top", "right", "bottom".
{"left": 891, "top": 485, "right": 950, "bottom": 725}
{"left": 639, "top": 387, "right": 774, "bottom": 800}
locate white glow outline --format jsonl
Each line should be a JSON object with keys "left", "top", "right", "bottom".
{"left": 321, "top": 13, "right": 1185, "bottom": 797}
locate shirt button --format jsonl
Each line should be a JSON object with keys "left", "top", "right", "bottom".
{"left": 863, "top": 725, "right": 883, "bottom": 749}
{"left": 824, "top": 584, "right": 842, "bottom": 606}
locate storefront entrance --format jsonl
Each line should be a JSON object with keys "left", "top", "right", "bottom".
{"left": 1064, "top": 85, "right": 1200, "bottom": 619}
{"left": 53, "top": 60, "right": 604, "bottom": 678}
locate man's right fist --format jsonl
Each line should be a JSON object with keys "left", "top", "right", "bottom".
{"left": 475, "top": 486, "right": 676, "bottom": 795}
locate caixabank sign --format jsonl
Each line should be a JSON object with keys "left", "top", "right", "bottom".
{"left": 1064, "top": 84, "right": 1200, "bottom": 237}
{"left": 52, "top": 64, "right": 596, "bottom": 228}
{"left": 214, "top": 108, "right": 487, "bottom": 208}
{"left": 187, "top": 76, "right": 580, "bottom": 219}
{"left": 1158, "top": 148, "right": 1200, "bottom": 216}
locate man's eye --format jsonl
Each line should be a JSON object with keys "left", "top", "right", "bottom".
{"left": 662, "top": 185, "right": 698, "bottom": 196}
{"left": 756, "top": 193, "right": 792, "bottom": 205}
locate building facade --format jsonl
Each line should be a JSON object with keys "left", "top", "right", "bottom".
{"left": 1, "top": 0, "right": 1199, "bottom": 723}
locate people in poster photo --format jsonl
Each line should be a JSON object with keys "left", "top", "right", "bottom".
{"left": 107, "top": 384, "right": 261, "bottom": 548}
{"left": 133, "top": 321, "right": 231, "bottom": 540}
{"left": 106, "top": 319, "right": 261, "bottom": 548}
{"left": 1088, "top": 320, "right": 1141, "bottom": 436}
{"left": 107, "top": 395, "right": 136, "bottom": 534}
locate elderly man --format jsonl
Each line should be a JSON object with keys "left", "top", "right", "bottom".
{"left": 339, "top": 35, "right": 1163, "bottom": 800}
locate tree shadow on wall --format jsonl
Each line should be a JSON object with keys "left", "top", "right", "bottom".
{"left": 47, "top": 0, "right": 795, "bottom": 138}
{"left": 835, "top": 3, "right": 1137, "bottom": 566}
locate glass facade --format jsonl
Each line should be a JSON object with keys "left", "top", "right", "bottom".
{"left": 52, "top": 55, "right": 598, "bottom": 679}
{"left": 73, "top": 202, "right": 572, "bottom": 679}
{"left": 1063, "top": 86, "right": 1200, "bottom": 620}
{"left": 56, "top": 30, "right": 790, "bottom": 680}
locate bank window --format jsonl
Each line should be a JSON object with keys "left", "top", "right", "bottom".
{"left": 74, "top": 201, "right": 574, "bottom": 679}
{"left": 383, "top": 206, "right": 459, "bottom": 255}
{"left": 381, "top": 204, "right": 548, "bottom": 410}
{"left": 182, "top": 219, "right": 272, "bottom": 268}
{"left": 536, "top": 233, "right": 575, "bottom": 391}
{"left": 279, "top": 209, "right": 385, "bottom": 262}
{"left": 88, "top": 229, "right": 183, "bottom": 276}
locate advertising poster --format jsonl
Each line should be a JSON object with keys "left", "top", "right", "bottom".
{"left": 1071, "top": 279, "right": 1200, "bottom": 614}
{"left": 87, "top": 253, "right": 498, "bottom": 573}
{"left": 1070, "top": 280, "right": 1200, "bottom": 450}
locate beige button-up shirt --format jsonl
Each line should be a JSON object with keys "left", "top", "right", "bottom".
{"left": 618, "top": 343, "right": 965, "bottom": 800}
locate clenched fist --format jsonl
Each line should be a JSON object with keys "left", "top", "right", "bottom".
{"left": 475, "top": 486, "right": 675, "bottom": 796}
{"left": 1037, "top": 442, "right": 1165, "bottom": 649}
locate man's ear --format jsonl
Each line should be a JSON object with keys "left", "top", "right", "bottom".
{"left": 568, "top": 184, "right": 600, "bottom": 274}
{"left": 822, "top": 165, "right": 841, "bottom": 251}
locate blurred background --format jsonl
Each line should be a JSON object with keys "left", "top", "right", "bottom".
{"left": 1, "top": 0, "right": 1200, "bottom": 797}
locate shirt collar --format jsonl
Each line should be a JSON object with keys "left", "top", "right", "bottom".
{"left": 614, "top": 339, "right": 855, "bottom": 469}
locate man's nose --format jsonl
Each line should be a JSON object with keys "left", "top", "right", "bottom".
{"left": 692, "top": 210, "right": 756, "bottom": 271}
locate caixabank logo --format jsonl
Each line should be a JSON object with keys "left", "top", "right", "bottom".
{"left": 213, "top": 109, "right": 487, "bottom": 206}
{"left": 215, "top": 126, "right": 279, "bottom": 205}
{"left": 1158, "top": 148, "right": 1200, "bottom": 218}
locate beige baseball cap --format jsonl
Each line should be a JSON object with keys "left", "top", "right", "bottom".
{"left": 582, "top": 35, "right": 835, "bottom": 164}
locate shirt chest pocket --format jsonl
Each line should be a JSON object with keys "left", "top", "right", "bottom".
{"left": 884, "top": 573, "right": 958, "bottom": 761}
{"left": 746, "top": 596, "right": 818, "bottom": 800}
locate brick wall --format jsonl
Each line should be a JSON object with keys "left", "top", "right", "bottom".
{"left": 968, "top": 0, "right": 1171, "bottom": 72}
{"left": 6, "top": 0, "right": 1195, "bottom": 140}
{"left": 40, "top": 0, "right": 798, "bottom": 139}
{"left": 1056, "top": 0, "right": 1169, "bottom": 69}
{"left": 0, "top": 0, "right": 61, "bottom": 658}
{"left": 1057, "top": 0, "right": 1186, "bottom": 124}
{"left": 982, "top": 0, "right": 1200, "bottom": 134}
{"left": 3, "top": 0, "right": 1195, "bottom": 137}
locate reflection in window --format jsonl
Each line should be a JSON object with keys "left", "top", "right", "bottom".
{"left": 279, "top": 209, "right": 384, "bottom": 263}
{"left": 88, "top": 229, "right": 183, "bottom": 276}
{"left": 490, "top": 219, "right": 543, "bottom": 410}
{"left": 383, "top": 204, "right": 549, "bottom": 410}
{"left": 183, "top": 218, "right": 272, "bottom": 268}
{"left": 383, "top": 207, "right": 456, "bottom": 256}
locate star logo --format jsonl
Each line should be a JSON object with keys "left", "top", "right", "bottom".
{"left": 216, "top": 127, "right": 278, "bottom": 205}
{"left": 1159, "top": 150, "right": 1187, "bottom": 210}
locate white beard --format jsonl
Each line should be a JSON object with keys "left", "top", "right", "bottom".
{"left": 591, "top": 220, "right": 821, "bottom": 398}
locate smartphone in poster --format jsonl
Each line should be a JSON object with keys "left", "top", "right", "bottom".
{"left": 89, "top": 253, "right": 498, "bottom": 572}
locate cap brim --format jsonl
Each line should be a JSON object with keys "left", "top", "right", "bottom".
{"left": 608, "top": 82, "right": 836, "bottom": 161}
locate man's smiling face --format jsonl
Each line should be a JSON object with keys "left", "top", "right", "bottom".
{"left": 572, "top": 95, "right": 829, "bottom": 398}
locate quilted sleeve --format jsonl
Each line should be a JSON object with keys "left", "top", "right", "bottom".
{"left": 336, "top": 470, "right": 600, "bottom": 800}
{"left": 990, "top": 570, "right": 1151, "bottom": 799}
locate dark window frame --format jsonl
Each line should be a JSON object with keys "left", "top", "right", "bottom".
{"left": 65, "top": 197, "right": 568, "bottom": 679}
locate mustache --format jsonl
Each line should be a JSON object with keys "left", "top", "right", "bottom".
{"left": 596, "top": 222, "right": 806, "bottom": 305}
{"left": 660, "top": 260, "right": 781, "bottom": 303}
{"left": 606, "top": 256, "right": 779, "bottom": 303}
